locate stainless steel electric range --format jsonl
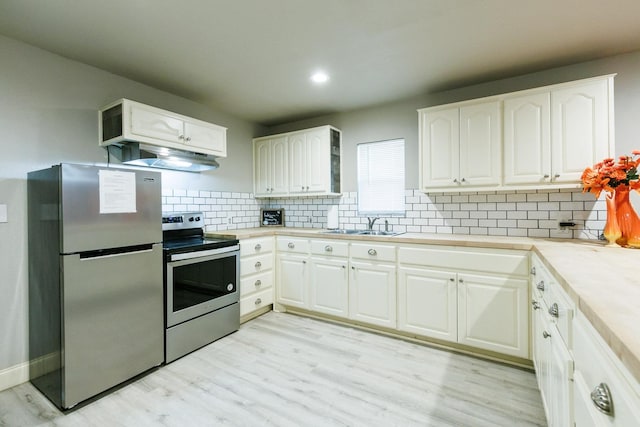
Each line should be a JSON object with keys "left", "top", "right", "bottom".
{"left": 162, "top": 212, "right": 240, "bottom": 363}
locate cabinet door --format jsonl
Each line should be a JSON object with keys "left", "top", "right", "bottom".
{"left": 305, "top": 129, "right": 330, "bottom": 193}
{"left": 397, "top": 266, "right": 457, "bottom": 342}
{"left": 254, "top": 139, "right": 272, "bottom": 197}
{"left": 184, "top": 120, "right": 226, "bottom": 156}
{"left": 531, "top": 300, "right": 552, "bottom": 423}
{"left": 130, "top": 104, "right": 183, "bottom": 144}
{"left": 420, "top": 107, "right": 460, "bottom": 189}
{"left": 270, "top": 137, "right": 289, "bottom": 195}
{"left": 276, "top": 254, "right": 307, "bottom": 309}
{"left": 288, "top": 132, "right": 307, "bottom": 194}
{"left": 503, "top": 93, "right": 551, "bottom": 185}
{"left": 349, "top": 260, "right": 396, "bottom": 328}
{"left": 459, "top": 101, "right": 501, "bottom": 187}
{"left": 551, "top": 79, "right": 611, "bottom": 183}
{"left": 457, "top": 273, "right": 529, "bottom": 358}
{"left": 549, "top": 330, "right": 574, "bottom": 427}
{"left": 309, "top": 257, "right": 348, "bottom": 318}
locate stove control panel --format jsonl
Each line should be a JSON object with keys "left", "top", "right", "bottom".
{"left": 162, "top": 212, "right": 204, "bottom": 230}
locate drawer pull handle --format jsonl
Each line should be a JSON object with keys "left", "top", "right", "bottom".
{"left": 591, "top": 383, "right": 614, "bottom": 416}
{"left": 324, "top": 245, "right": 333, "bottom": 252}
{"left": 548, "top": 303, "right": 559, "bottom": 318}
{"left": 530, "top": 267, "right": 536, "bottom": 276}
{"left": 255, "top": 261, "right": 262, "bottom": 268}
{"left": 255, "top": 280, "right": 262, "bottom": 287}
{"left": 255, "top": 243, "right": 262, "bottom": 251}
{"left": 255, "top": 298, "right": 262, "bottom": 305}
{"left": 288, "top": 242, "right": 295, "bottom": 249}
{"left": 542, "top": 331, "right": 551, "bottom": 339}
{"left": 531, "top": 301, "right": 540, "bottom": 310}
{"left": 536, "top": 280, "right": 545, "bottom": 291}
{"left": 368, "top": 249, "right": 377, "bottom": 256}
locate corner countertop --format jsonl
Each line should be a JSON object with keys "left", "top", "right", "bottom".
{"left": 208, "top": 227, "right": 640, "bottom": 384}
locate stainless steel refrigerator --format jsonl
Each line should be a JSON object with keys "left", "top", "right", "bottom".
{"left": 28, "top": 163, "right": 164, "bottom": 410}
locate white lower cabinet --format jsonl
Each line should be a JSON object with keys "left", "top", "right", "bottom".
{"left": 397, "top": 266, "right": 457, "bottom": 342}
{"left": 309, "top": 240, "right": 349, "bottom": 318}
{"left": 398, "top": 244, "right": 529, "bottom": 359}
{"left": 457, "top": 272, "right": 529, "bottom": 358}
{"left": 276, "top": 253, "right": 308, "bottom": 309}
{"left": 239, "top": 237, "right": 274, "bottom": 321}
{"left": 349, "top": 259, "right": 396, "bottom": 329}
{"left": 572, "top": 311, "right": 640, "bottom": 427}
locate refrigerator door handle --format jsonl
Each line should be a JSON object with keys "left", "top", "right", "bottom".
{"left": 78, "top": 244, "right": 155, "bottom": 260}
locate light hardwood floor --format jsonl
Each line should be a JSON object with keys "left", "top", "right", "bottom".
{"left": 0, "top": 312, "right": 546, "bottom": 426}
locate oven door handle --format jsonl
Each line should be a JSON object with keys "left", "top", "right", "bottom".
{"left": 169, "top": 244, "right": 240, "bottom": 262}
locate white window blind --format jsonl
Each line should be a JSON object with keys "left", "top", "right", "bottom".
{"left": 357, "top": 139, "right": 405, "bottom": 215}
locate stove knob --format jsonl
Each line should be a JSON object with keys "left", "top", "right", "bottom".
{"left": 226, "top": 283, "right": 234, "bottom": 292}
{"left": 188, "top": 216, "right": 194, "bottom": 222}
{"left": 195, "top": 216, "right": 201, "bottom": 221}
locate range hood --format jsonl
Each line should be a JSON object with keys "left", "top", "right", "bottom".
{"left": 108, "top": 142, "right": 219, "bottom": 173}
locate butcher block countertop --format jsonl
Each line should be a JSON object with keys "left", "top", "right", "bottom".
{"left": 208, "top": 227, "right": 640, "bottom": 384}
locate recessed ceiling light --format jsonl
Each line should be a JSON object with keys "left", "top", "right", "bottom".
{"left": 311, "top": 71, "right": 329, "bottom": 84}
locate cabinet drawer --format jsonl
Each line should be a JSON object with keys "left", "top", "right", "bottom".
{"left": 240, "top": 288, "right": 273, "bottom": 317}
{"left": 240, "top": 236, "right": 274, "bottom": 257}
{"left": 240, "top": 271, "right": 273, "bottom": 297}
{"left": 240, "top": 253, "right": 273, "bottom": 275}
{"left": 276, "top": 237, "right": 310, "bottom": 254}
{"left": 310, "top": 239, "right": 349, "bottom": 257}
{"left": 350, "top": 242, "right": 396, "bottom": 262}
{"left": 548, "top": 281, "right": 574, "bottom": 349}
{"left": 398, "top": 245, "right": 528, "bottom": 276}
{"left": 573, "top": 313, "right": 640, "bottom": 425}
{"left": 530, "top": 253, "right": 553, "bottom": 306}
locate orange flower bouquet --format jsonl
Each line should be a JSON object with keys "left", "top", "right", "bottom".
{"left": 582, "top": 151, "right": 640, "bottom": 247}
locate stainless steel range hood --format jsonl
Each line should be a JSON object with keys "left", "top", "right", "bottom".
{"left": 108, "top": 142, "right": 219, "bottom": 172}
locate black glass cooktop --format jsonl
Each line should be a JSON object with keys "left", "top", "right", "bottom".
{"left": 162, "top": 236, "right": 238, "bottom": 252}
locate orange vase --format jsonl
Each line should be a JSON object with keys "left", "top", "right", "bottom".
{"left": 603, "top": 192, "right": 622, "bottom": 246}
{"left": 614, "top": 187, "right": 640, "bottom": 248}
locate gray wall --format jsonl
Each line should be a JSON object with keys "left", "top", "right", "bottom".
{"left": 0, "top": 35, "right": 264, "bottom": 372}
{"left": 267, "top": 50, "right": 640, "bottom": 192}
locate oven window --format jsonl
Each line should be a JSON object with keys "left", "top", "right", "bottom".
{"left": 172, "top": 255, "right": 236, "bottom": 312}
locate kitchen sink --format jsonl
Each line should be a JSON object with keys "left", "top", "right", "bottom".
{"left": 321, "top": 229, "right": 404, "bottom": 236}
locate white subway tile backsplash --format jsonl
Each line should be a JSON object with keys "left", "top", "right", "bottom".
{"left": 161, "top": 186, "right": 607, "bottom": 240}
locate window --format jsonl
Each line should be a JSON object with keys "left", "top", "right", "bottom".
{"left": 357, "top": 139, "right": 405, "bottom": 215}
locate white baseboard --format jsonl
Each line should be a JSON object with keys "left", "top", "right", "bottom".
{"left": 0, "top": 361, "right": 29, "bottom": 392}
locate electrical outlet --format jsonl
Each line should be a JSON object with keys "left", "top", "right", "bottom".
{"left": 556, "top": 218, "right": 573, "bottom": 235}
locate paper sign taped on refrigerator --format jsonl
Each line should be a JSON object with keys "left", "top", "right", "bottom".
{"left": 98, "top": 169, "right": 137, "bottom": 214}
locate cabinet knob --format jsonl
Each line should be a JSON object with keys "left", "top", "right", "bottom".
{"left": 185, "top": 136, "right": 192, "bottom": 142}
{"left": 342, "top": 265, "right": 346, "bottom": 269}
{"left": 255, "top": 298, "right": 262, "bottom": 305}
{"left": 449, "top": 278, "right": 455, "bottom": 282}
{"left": 301, "top": 186, "right": 305, "bottom": 190}
{"left": 255, "top": 243, "right": 262, "bottom": 251}
{"left": 453, "top": 178, "right": 459, "bottom": 183}
{"left": 368, "top": 248, "right": 377, "bottom": 256}
{"left": 255, "top": 261, "right": 262, "bottom": 268}
{"left": 532, "top": 301, "right": 541, "bottom": 310}
{"left": 255, "top": 279, "right": 262, "bottom": 287}
{"left": 543, "top": 174, "right": 550, "bottom": 179}
{"left": 554, "top": 174, "right": 560, "bottom": 178}
{"left": 302, "top": 260, "right": 307, "bottom": 264}
{"left": 324, "top": 245, "right": 333, "bottom": 252}
{"left": 542, "top": 331, "right": 551, "bottom": 339}
{"left": 536, "top": 280, "right": 545, "bottom": 291}
{"left": 179, "top": 134, "right": 185, "bottom": 140}
{"left": 461, "top": 178, "right": 466, "bottom": 182}
{"left": 306, "top": 186, "right": 310, "bottom": 190}
{"left": 548, "top": 303, "right": 559, "bottom": 318}
{"left": 590, "top": 383, "right": 614, "bottom": 416}
{"left": 288, "top": 242, "right": 295, "bottom": 249}
{"left": 530, "top": 267, "right": 536, "bottom": 276}
{"left": 458, "top": 278, "right": 464, "bottom": 283}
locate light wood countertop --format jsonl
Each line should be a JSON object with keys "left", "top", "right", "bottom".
{"left": 208, "top": 227, "right": 640, "bottom": 384}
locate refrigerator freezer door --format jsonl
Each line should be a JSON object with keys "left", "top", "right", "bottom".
{"left": 60, "top": 163, "right": 162, "bottom": 253}
{"left": 61, "top": 243, "right": 163, "bottom": 409}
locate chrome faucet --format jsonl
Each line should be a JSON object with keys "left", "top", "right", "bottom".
{"left": 367, "top": 217, "right": 380, "bottom": 231}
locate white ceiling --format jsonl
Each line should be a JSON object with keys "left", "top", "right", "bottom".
{"left": 1, "top": 0, "right": 640, "bottom": 126}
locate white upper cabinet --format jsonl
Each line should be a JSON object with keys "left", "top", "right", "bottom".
{"left": 419, "top": 101, "right": 500, "bottom": 190}
{"left": 551, "top": 78, "right": 612, "bottom": 183}
{"left": 100, "top": 99, "right": 227, "bottom": 157}
{"left": 419, "top": 74, "right": 615, "bottom": 192}
{"left": 254, "top": 125, "right": 341, "bottom": 198}
{"left": 503, "top": 92, "right": 551, "bottom": 185}
{"left": 254, "top": 136, "right": 288, "bottom": 197}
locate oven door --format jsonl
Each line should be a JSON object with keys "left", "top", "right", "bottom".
{"left": 166, "top": 246, "right": 239, "bottom": 327}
